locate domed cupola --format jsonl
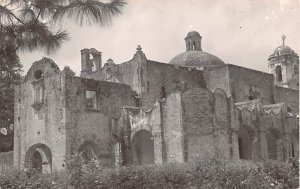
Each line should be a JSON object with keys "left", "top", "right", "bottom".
{"left": 268, "top": 35, "right": 299, "bottom": 90}
{"left": 169, "top": 31, "right": 225, "bottom": 68}
{"left": 185, "top": 31, "right": 202, "bottom": 51}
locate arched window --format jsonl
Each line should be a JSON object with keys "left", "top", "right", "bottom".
{"left": 275, "top": 65, "right": 282, "bottom": 82}
{"left": 34, "top": 85, "right": 44, "bottom": 104}
{"left": 192, "top": 41, "right": 196, "bottom": 50}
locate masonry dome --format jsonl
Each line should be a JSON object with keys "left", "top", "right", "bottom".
{"left": 169, "top": 31, "right": 225, "bottom": 67}
{"left": 268, "top": 35, "right": 298, "bottom": 61}
{"left": 169, "top": 51, "right": 225, "bottom": 67}
{"left": 186, "top": 31, "right": 201, "bottom": 38}
{"left": 273, "top": 45, "right": 295, "bottom": 55}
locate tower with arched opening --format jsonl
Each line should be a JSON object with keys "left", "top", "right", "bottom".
{"left": 268, "top": 35, "right": 299, "bottom": 89}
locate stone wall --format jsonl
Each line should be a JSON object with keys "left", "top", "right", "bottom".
{"left": 65, "top": 77, "right": 134, "bottom": 166}
{"left": 14, "top": 58, "right": 67, "bottom": 172}
{"left": 274, "top": 86, "right": 299, "bottom": 113}
{"left": 0, "top": 151, "right": 13, "bottom": 172}
{"left": 163, "top": 92, "right": 184, "bottom": 162}
{"left": 182, "top": 88, "right": 216, "bottom": 161}
{"left": 204, "top": 65, "right": 231, "bottom": 96}
{"left": 227, "top": 64, "right": 274, "bottom": 104}
{"left": 143, "top": 61, "right": 206, "bottom": 109}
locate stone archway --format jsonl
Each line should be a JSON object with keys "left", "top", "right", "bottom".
{"left": 78, "top": 141, "right": 100, "bottom": 162}
{"left": 131, "top": 129, "right": 154, "bottom": 165}
{"left": 25, "top": 143, "right": 52, "bottom": 173}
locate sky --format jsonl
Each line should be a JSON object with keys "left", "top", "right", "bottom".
{"left": 19, "top": 0, "right": 300, "bottom": 75}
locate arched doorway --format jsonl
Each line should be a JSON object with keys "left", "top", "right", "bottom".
{"left": 132, "top": 129, "right": 154, "bottom": 165}
{"left": 238, "top": 126, "right": 254, "bottom": 160}
{"left": 25, "top": 144, "right": 52, "bottom": 173}
{"left": 78, "top": 141, "right": 100, "bottom": 162}
{"left": 266, "top": 129, "right": 281, "bottom": 160}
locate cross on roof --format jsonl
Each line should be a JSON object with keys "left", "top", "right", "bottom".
{"left": 282, "top": 35, "right": 286, "bottom": 45}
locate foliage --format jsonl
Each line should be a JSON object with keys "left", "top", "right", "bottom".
{"left": 0, "top": 158, "right": 298, "bottom": 189}
{"left": 0, "top": 168, "right": 67, "bottom": 189}
{"left": 0, "top": 27, "right": 22, "bottom": 152}
{"left": 0, "top": 0, "right": 126, "bottom": 54}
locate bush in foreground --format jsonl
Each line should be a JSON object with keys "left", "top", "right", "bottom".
{"left": 0, "top": 157, "right": 298, "bottom": 189}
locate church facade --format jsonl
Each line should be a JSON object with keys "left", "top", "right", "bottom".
{"left": 13, "top": 31, "right": 299, "bottom": 173}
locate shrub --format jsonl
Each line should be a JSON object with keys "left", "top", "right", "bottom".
{"left": 0, "top": 157, "right": 298, "bottom": 189}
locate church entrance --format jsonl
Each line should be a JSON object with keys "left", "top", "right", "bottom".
{"left": 25, "top": 144, "right": 52, "bottom": 173}
{"left": 132, "top": 129, "right": 154, "bottom": 165}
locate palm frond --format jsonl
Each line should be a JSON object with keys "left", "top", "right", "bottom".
{"left": 42, "top": 30, "right": 69, "bottom": 54}
{"left": 19, "top": 6, "right": 36, "bottom": 22}
{"left": 15, "top": 20, "right": 69, "bottom": 54}
{"left": 0, "top": 5, "right": 14, "bottom": 24}
{"left": 52, "top": 0, "right": 126, "bottom": 26}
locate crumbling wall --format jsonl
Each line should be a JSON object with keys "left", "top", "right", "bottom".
{"left": 182, "top": 88, "right": 216, "bottom": 161}
{"left": 213, "top": 88, "right": 231, "bottom": 159}
{"left": 14, "top": 58, "right": 67, "bottom": 172}
{"left": 143, "top": 61, "right": 206, "bottom": 109}
{"left": 163, "top": 92, "right": 184, "bottom": 162}
{"left": 274, "top": 86, "right": 299, "bottom": 113}
{"left": 64, "top": 77, "right": 134, "bottom": 166}
{"left": 204, "top": 65, "right": 231, "bottom": 96}
{"left": 227, "top": 64, "right": 274, "bottom": 104}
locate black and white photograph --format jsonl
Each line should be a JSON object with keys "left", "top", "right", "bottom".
{"left": 0, "top": 0, "right": 299, "bottom": 188}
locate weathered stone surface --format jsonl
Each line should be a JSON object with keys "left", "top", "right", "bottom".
{"left": 6, "top": 31, "right": 298, "bottom": 173}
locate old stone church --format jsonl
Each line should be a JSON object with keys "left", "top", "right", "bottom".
{"left": 13, "top": 31, "right": 299, "bottom": 173}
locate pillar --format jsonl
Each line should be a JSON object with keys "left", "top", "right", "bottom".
{"left": 231, "top": 129, "right": 240, "bottom": 160}
{"left": 259, "top": 129, "right": 268, "bottom": 160}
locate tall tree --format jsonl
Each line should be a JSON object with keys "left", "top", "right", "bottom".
{"left": 0, "top": 0, "right": 126, "bottom": 54}
{"left": 0, "top": 0, "right": 126, "bottom": 151}
{"left": 0, "top": 27, "right": 22, "bottom": 152}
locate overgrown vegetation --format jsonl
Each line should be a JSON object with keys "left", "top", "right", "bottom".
{"left": 0, "top": 28, "right": 22, "bottom": 152}
{"left": 0, "top": 157, "right": 298, "bottom": 189}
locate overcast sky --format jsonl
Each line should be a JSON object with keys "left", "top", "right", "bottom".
{"left": 19, "top": 0, "right": 300, "bottom": 75}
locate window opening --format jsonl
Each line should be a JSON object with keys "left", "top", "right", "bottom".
{"left": 34, "top": 85, "right": 44, "bottom": 104}
{"left": 275, "top": 66, "right": 282, "bottom": 82}
{"left": 161, "top": 86, "right": 166, "bottom": 99}
{"left": 34, "top": 70, "right": 43, "bottom": 80}
{"left": 86, "top": 90, "right": 97, "bottom": 109}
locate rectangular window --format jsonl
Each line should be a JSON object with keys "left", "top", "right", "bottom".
{"left": 86, "top": 90, "right": 97, "bottom": 109}
{"left": 34, "top": 85, "right": 44, "bottom": 104}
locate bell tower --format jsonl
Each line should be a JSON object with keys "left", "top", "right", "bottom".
{"left": 268, "top": 35, "right": 299, "bottom": 90}
{"left": 185, "top": 31, "right": 202, "bottom": 51}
